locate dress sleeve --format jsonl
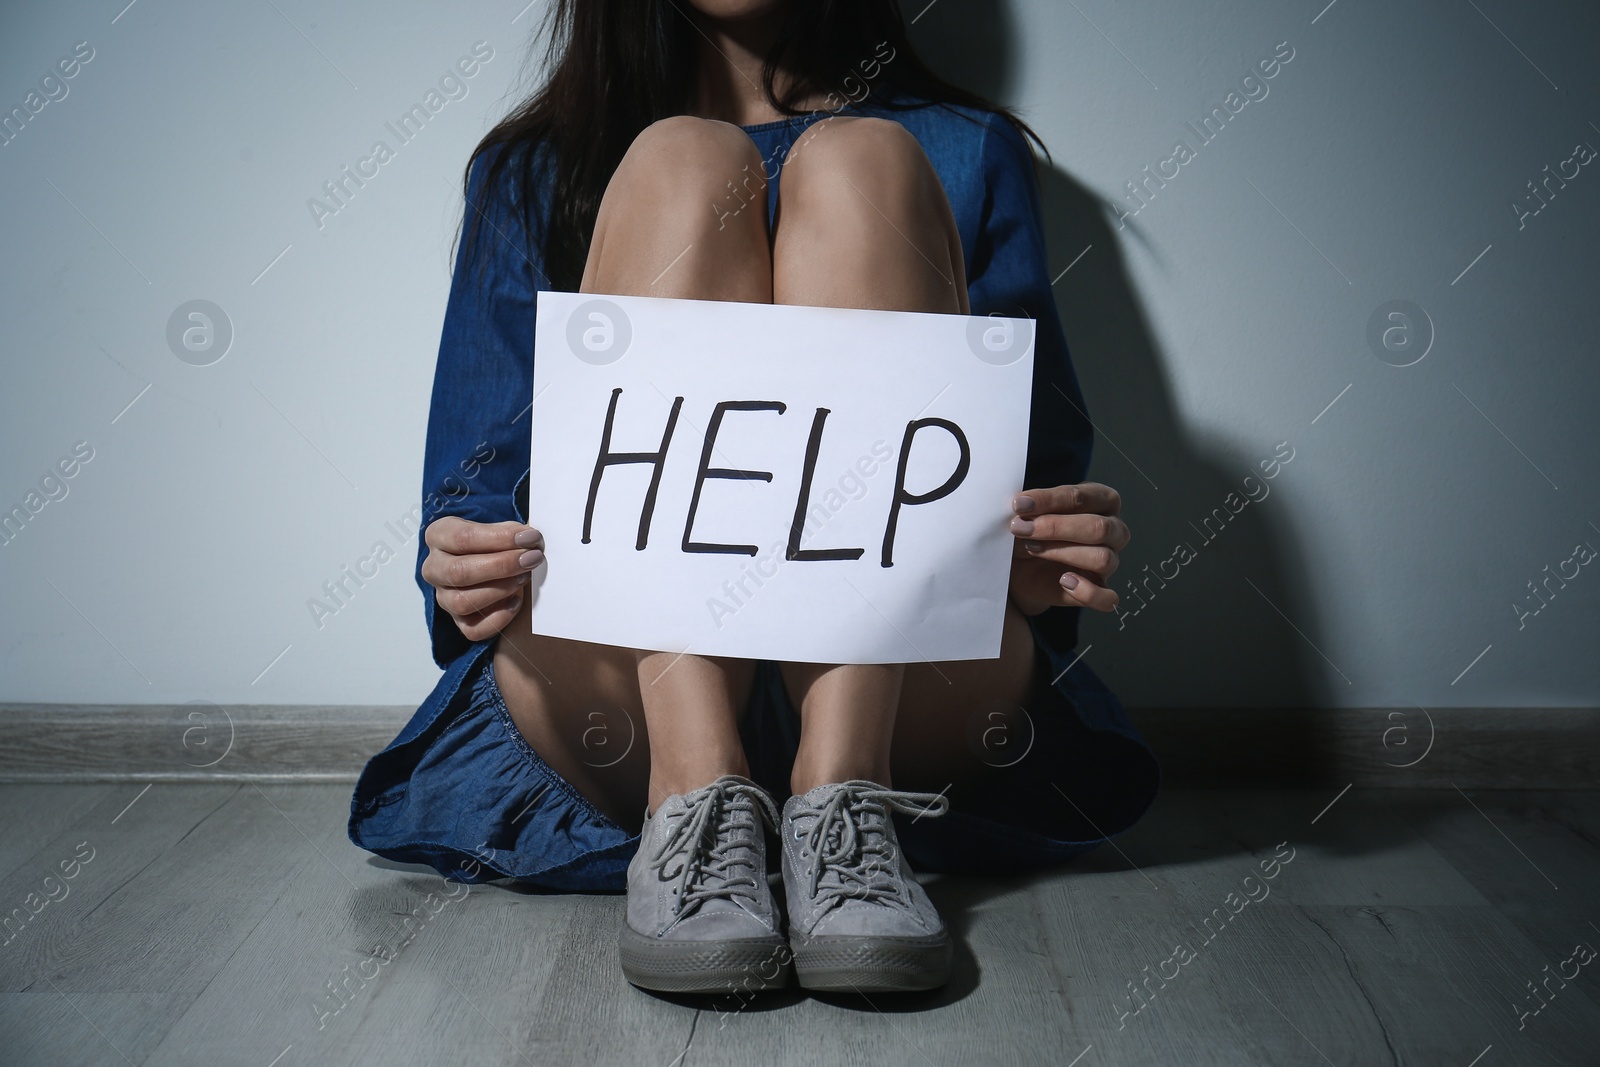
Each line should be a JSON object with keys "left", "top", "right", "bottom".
{"left": 416, "top": 143, "right": 552, "bottom": 668}
{"left": 966, "top": 109, "right": 1096, "bottom": 652}
{"left": 967, "top": 110, "right": 1095, "bottom": 488}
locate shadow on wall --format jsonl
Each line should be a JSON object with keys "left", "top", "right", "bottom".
{"left": 912, "top": 1, "right": 1333, "bottom": 716}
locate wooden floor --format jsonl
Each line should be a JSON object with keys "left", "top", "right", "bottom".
{"left": 1, "top": 784, "right": 1596, "bottom": 1066}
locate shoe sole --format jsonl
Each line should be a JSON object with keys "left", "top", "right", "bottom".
{"left": 790, "top": 931, "right": 951, "bottom": 992}
{"left": 618, "top": 926, "right": 793, "bottom": 994}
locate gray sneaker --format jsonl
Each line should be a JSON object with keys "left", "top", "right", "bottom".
{"left": 780, "top": 779, "right": 952, "bottom": 992}
{"left": 619, "top": 774, "right": 791, "bottom": 993}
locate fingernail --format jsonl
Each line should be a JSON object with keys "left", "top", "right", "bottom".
{"left": 1010, "top": 517, "right": 1035, "bottom": 535}
{"left": 515, "top": 572, "right": 530, "bottom": 585}
{"left": 1013, "top": 494, "right": 1035, "bottom": 515}
{"left": 1060, "top": 572, "right": 1079, "bottom": 590}
{"left": 518, "top": 549, "right": 544, "bottom": 569}
{"left": 1023, "top": 540, "right": 1043, "bottom": 553}
{"left": 514, "top": 528, "right": 543, "bottom": 548}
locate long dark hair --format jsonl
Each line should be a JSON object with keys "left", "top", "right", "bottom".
{"left": 465, "top": 0, "right": 1048, "bottom": 292}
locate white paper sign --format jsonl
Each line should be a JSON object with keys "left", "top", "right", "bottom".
{"left": 527, "top": 291, "right": 1035, "bottom": 663}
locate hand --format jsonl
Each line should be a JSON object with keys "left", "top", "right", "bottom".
{"left": 1006, "top": 483, "right": 1129, "bottom": 615}
{"left": 420, "top": 516, "right": 545, "bottom": 641}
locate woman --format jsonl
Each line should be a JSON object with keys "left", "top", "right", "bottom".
{"left": 348, "top": 0, "right": 1159, "bottom": 996}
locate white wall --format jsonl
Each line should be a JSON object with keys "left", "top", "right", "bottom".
{"left": 1, "top": 0, "right": 1595, "bottom": 709}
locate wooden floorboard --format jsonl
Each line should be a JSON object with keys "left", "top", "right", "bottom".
{"left": 137, "top": 784, "right": 496, "bottom": 1066}
{"left": 520, "top": 895, "right": 702, "bottom": 1066}
{"left": 2, "top": 786, "right": 1597, "bottom": 1065}
{"left": 1411, "top": 789, "right": 1600, "bottom": 1018}
{"left": 693, "top": 876, "right": 1085, "bottom": 1067}
{"left": 0, "top": 991, "right": 116, "bottom": 1066}
{"left": 0, "top": 784, "right": 112, "bottom": 883}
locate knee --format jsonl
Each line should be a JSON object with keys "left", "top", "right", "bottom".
{"left": 609, "top": 116, "right": 768, "bottom": 210}
{"left": 779, "top": 116, "right": 939, "bottom": 212}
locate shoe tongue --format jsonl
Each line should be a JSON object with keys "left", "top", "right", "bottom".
{"left": 660, "top": 779, "right": 747, "bottom": 814}
{"left": 666, "top": 791, "right": 764, "bottom": 919}
{"left": 668, "top": 787, "right": 758, "bottom": 866}
{"left": 801, "top": 780, "right": 853, "bottom": 805}
{"left": 812, "top": 817, "right": 902, "bottom": 911}
{"left": 797, "top": 787, "right": 892, "bottom": 868}
{"left": 805, "top": 783, "right": 885, "bottom": 825}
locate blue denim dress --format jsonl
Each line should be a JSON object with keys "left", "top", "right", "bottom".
{"left": 348, "top": 94, "right": 1161, "bottom": 890}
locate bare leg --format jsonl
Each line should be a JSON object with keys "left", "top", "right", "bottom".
{"left": 893, "top": 599, "right": 1043, "bottom": 794}
{"left": 496, "top": 117, "right": 774, "bottom": 831}
{"left": 491, "top": 633, "right": 651, "bottom": 828}
{"left": 771, "top": 116, "right": 1035, "bottom": 798}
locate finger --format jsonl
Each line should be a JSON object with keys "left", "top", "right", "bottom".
{"left": 1014, "top": 539, "right": 1120, "bottom": 578}
{"left": 422, "top": 546, "right": 543, "bottom": 589}
{"left": 425, "top": 516, "right": 543, "bottom": 554}
{"left": 1059, "top": 569, "right": 1120, "bottom": 612}
{"left": 454, "top": 590, "right": 524, "bottom": 643}
{"left": 1011, "top": 512, "right": 1129, "bottom": 549}
{"left": 436, "top": 575, "right": 531, "bottom": 619}
{"left": 1012, "top": 483, "right": 1121, "bottom": 518}
{"left": 1013, "top": 557, "right": 1120, "bottom": 613}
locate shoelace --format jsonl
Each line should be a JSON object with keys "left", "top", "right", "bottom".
{"left": 649, "top": 778, "right": 780, "bottom": 916}
{"left": 797, "top": 781, "right": 949, "bottom": 910}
